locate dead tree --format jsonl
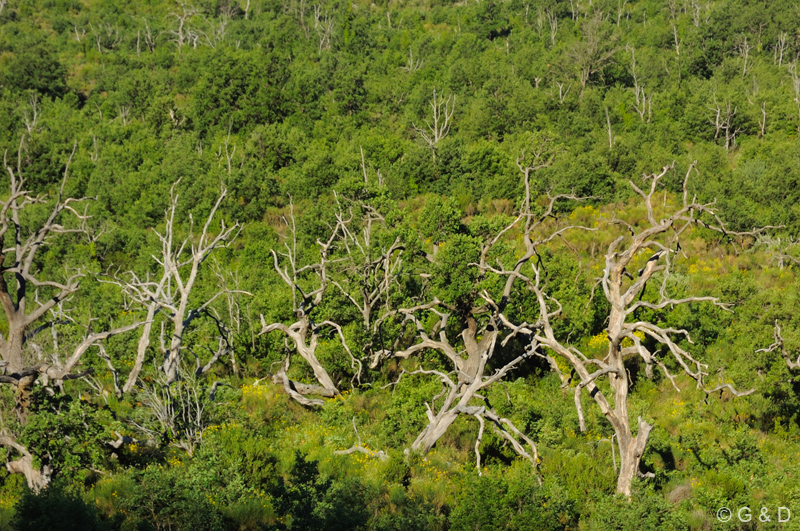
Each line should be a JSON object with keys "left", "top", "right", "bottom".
{"left": 334, "top": 417, "right": 388, "bottom": 461}
{"left": 757, "top": 321, "right": 800, "bottom": 371}
{"left": 566, "top": 12, "right": 618, "bottom": 93}
{"left": 789, "top": 62, "right": 800, "bottom": 131}
{"left": 259, "top": 202, "right": 361, "bottom": 407}
{"left": 500, "top": 162, "right": 758, "bottom": 496}
{"left": 401, "top": 49, "right": 423, "bottom": 73}
{"left": 21, "top": 94, "right": 39, "bottom": 134}
{"left": 114, "top": 181, "right": 242, "bottom": 387}
{"left": 0, "top": 140, "right": 143, "bottom": 490}
{"left": 708, "top": 92, "right": 742, "bottom": 151}
{"left": 167, "top": 2, "right": 200, "bottom": 52}
{"left": 413, "top": 88, "right": 456, "bottom": 163}
{"left": 774, "top": 32, "right": 788, "bottom": 67}
{"left": 313, "top": 4, "right": 333, "bottom": 52}
{"left": 329, "top": 197, "right": 404, "bottom": 332}
{"left": 629, "top": 46, "right": 652, "bottom": 122}
{"left": 735, "top": 36, "right": 754, "bottom": 78}
{"left": 373, "top": 142, "right": 581, "bottom": 475}
{"left": 132, "top": 364, "right": 211, "bottom": 456}
{"left": 547, "top": 9, "right": 558, "bottom": 47}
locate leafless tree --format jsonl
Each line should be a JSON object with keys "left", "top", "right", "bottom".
{"left": 334, "top": 417, "right": 388, "bottom": 460}
{"left": 413, "top": 89, "right": 456, "bottom": 163}
{"left": 0, "top": 140, "right": 144, "bottom": 490}
{"left": 605, "top": 107, "right": 614, "bottom": 148}
{"left": 329, "top": 197, "right": 404, "bottom": 332}
{"left": 789, "top": 62, "right": 800, "bottom": 130}
{"left": 21, "top": 94, "right": 39, "bottom": 134}
{"left": 708, "top": 92, "right": 742, "bottom": 151}
{"left": 672, "top": 24, "right": 681, "bottom": 56}
{"left": 774, "top": 32, "right": 788, "bottom": 67}
{"left": 500, "top": 162, "right": 760, "bottom": 496}
{"left": 401, "top": 49, "right": 424, "bottom": 73}
{"left": 259, "top": 202, "right": 362, "bottom": 407}
{"left": 547, "top": 9, "right": 558, "bottom": 48}
{"left": 373, "top": 139, "right": 578, "bottom": 475}
{"left": 736, "top": 36, "right": 754, "bottom": 78}
{"left": 167, "top": 2, "right": 200, "bottom": 52}
{"left": 758, "top": 321, "right": 800, "bottom": 371}
{"left": 73, "top": 25, "right": 87, "bottom": 43}
{"left": 89, "top": 22, "right": 122, "bottom": 53}
{"left": 112, "top": 181, "right": 242, "bottom": 388}
{"left": 551, "top": 80, "right": 572, "bottom": 104}
{"left": 616, "top": 0, "right": 628, "bottom": 25}
{"left": 689, "top": 0, "right": 712, "bottom": 27}
{"left": 132, "top": 364, "right": 216, "bottom": 456}
{"left": 629, "top": 46, "right": 652, "bottom": 122}
{"left": 755, "top": 235, "right": 800, "bottom": 269}
{"left": 566, "top": 12, "right": 618, "bottom": 93}
{"left": 313, "top": 4, "right": 333, "bottom": 52}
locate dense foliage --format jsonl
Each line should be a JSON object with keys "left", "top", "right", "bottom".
{"left": 2, "top": 0, "right": 800, "bottom": 529}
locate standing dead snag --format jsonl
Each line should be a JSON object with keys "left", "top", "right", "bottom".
{"left": 0, "top": 141, "right": 144, "bottom": 490}
{"left": 413, "top": 88, "right": 456, "bottom": 163}
{"left": 113, "top": 181, "right": 243, "bottom": 388}
{"left": 371, "top": 136, "right": 585, "bottom": 476}
{"left": 329, "top": 198, "right": 404, "bottom": 333}
{"left": 259, "top": 202, "right": 362, "bottom": 407}
{"left": 503, "top": 162, "right": 758, "bottom": 497}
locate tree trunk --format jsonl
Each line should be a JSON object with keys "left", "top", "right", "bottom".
{"left": 7, "top": 454, "right": 50, "bottom": 492}
{"left": 123, "top": 303, "right": 157, "bottom": 394}
{"left": 411, "top": 409, "right": 459, "bottom": 453}
{"left": 615, "top": 416, "right": 653, "bottom": 497}
{"left": 297, "top": 345, "right": 338, "bottom": 392}
{"left": 14, "top": 376, "right": 36, "bottom": 425}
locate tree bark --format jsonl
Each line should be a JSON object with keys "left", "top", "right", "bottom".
{"left": 615, "top": 417, "right": 653, "bottom": 497}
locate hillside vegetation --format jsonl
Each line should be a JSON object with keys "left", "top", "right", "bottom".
{"left": 1, "top": 0, "right": 800, "bottom": 529}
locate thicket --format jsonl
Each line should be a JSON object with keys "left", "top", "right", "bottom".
{"left": 2, "top": 0, "right": 800, "bottom": 529}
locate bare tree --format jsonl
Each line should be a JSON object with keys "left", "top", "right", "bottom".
{"left": 774, "top": 32, "right": 788, "bottom": 67}
{"left": 259, "top": 202, "right": 362, "bottom": 407}
{"left": 373, "top": 139, "right": 577, "bottom": 475}
{"left": 547, "top": 9, "right": 558, "bottom": 48}
{"left": 501, "top": 162, "right": 759, "bottom": 496}
{"left": 708, "top": 92, "right": 742, "bottom": 151}
{"left": 21, "top": 94, "right": 39, "bottom": 134}
{"left": 313, "top": 4, "right": 333, "bottom": 52}
{"left": 329, "top": 197, "right": 404, "bottom": 332}
{"left": 551, "top": 81, "right": 572, "bottom": 104}
{"left": 91, "top": 22, "right": 122, "bottom": 53}
{"left": 0, "top": 140, "right": 143, "bottom": 490}
{"left": 629, "top": 46, "right": 652, "bottom": 122}
{"left": 401, "top": 49, "right": 424, "bottom": 73}
{"left": 334, "top": 417, "right": 388, "bottom": 461}
{"left": 758, "top": 321, "right": 800, "bottom": 371}
{"left": 736, "top": 36, "right": 754, "bottom": 78}
{"left": 566, "top": 12, "right": 618, "bottom": 93}
{"left": 789, "top": 62, "right": 800, "bottom": 131}
{"left": 413, "top": 89, "right": 456, "bottom": 163}
{"left": 113, "top": 181, "right": 242, "bottom": 388}
{"left": 672, "top": 24, "right": 681, "bottom": 56}
{"left": 167, "top": 2, "right": 200, "bottom": 52}
{"left": 132, "top": 364, "right": 216, "bottom": 456}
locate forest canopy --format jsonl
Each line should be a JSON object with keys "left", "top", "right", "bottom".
{"left": 1, "top": 0, "right": 800, "bottom": 529}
